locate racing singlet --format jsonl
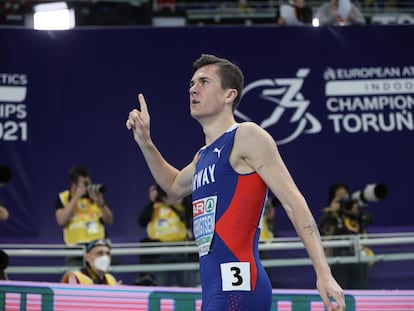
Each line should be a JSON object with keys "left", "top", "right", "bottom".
{"left": 192, "top": 124, "right": 272, "bottom": 311}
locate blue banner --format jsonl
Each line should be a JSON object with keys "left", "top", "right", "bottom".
{"left": 0, "top": 25, "right": 413, "bottom": 241}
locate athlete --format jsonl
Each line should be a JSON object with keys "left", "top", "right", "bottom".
{"left": 126, "top": 54, "right": 345, "bottom": 311}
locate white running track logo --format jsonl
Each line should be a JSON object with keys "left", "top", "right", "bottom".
{"left": 236, "top": 69, "right": 322, "bottom": 145}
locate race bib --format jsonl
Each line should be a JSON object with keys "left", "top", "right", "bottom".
{"left": 220, "top": 262, "right": 251, "bottom": 291}
{"left": 193, "top": 195, "right": 217, "bottom": 257}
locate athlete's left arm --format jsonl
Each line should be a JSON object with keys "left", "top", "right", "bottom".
{"left": 234, "top": 122, "right": 345, "bottom": 311}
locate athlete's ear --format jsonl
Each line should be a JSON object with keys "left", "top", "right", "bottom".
{"left": 225, "top": 89, "right": 237, "bottom": 103}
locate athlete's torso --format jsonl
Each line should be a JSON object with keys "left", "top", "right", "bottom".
{"left": 192, "top": 124, "right": 272, "bottom": 311}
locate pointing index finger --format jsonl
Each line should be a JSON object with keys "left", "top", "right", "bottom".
{"left": 138, "top": 93, "right": 148, "bottom": 115}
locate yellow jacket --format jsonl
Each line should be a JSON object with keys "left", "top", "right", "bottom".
{"left": 61, "top": 270, "right": 117, "bottom": 285}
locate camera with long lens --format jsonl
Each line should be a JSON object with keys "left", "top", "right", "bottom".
{"left": 339, "top": 183, "right": 388, "bottom": 210}
{"left": 85, "top": 182, "right": 106, "bottom": 194}
{"left": 339, "top": 183, "right": 388, "bottom": 227}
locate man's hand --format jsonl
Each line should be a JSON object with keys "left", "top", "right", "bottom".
{"left": 74, "top": 182, "right": 87, "bottom": 199}
{"left": 317, "top": 275, "right": 346, "bottom": 311}
{"left": 126, "top": 93, "right": 151, "bottom": 147}
{"left": 89, "top": 190, "right": 104, "bottom": 206}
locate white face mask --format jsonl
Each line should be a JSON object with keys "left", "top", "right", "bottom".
{"left": 94, "top": 255, "right": 111, "bottom": 272}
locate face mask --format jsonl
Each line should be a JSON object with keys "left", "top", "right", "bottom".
{"left": 94, "top": 255, "right": 111, "bottom": 272}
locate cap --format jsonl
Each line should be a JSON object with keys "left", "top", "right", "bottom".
{"left": 86, "top": 239, "right": 111, "bottom": 253}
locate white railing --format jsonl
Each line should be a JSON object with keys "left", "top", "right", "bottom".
{"left": 1, "top": 231, "right": 413, "bottom": 274}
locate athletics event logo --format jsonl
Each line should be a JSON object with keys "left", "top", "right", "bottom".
{"left": 323, "top": 66, "right": 414, "bottom": 134}
{"left": 236, "top": 68, "right": 321, "bottom": 145}
{"left": 0, "top": 73, "right": 27, "bottom": 103}
{"left": 236, "top": 66, "right": 414, "bottom": 144}
{"left": 0, "top": 73, "right": 28, "bottom": 141}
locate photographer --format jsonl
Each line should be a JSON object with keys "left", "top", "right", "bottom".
{"left": 318, "top": 182, "right": 369, "bottom": 289}
{"left": 259, "top": 196, "right": 278, "bottom": 285}
{"left": 277, "top": 0, "right": 313, "bottom": 25}
{"left": 137, "top": 184, "right": 195, "bottom": 287}
{"left": 55, "top": 165, "right": 113, "bottom": 266}
{"left": 0, "top": 165, "right": 12, "bottom": 222}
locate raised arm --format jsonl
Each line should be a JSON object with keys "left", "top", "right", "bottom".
{"left": 233, "top": 122, "right": 345, "bottom": 311}
{"left": 126, "top": 93, "right": 194, "bottom": 200}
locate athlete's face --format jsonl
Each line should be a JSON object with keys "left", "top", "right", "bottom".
{"left": 189, "top": 64, "right": 230, "bottom": 120}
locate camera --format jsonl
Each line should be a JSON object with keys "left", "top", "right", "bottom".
{"left": 339, "top": 183, "right": 388, "bottom": 211}
{"left": 339, "top": 183, "right": 388, "bottom": 228}
{"left": 85, "top": 182, "right": 106, "bottom": 194}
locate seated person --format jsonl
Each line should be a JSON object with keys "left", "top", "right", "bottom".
{"left": 61, "top": 239, "right": 118, "bottom": 285}
{"left": 315, "top": 0, "right": 366, "bottom": 25}
{"left": 277, "top": 0, "right": 313, "bottom": 25}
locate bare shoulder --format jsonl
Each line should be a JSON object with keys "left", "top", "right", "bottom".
{"left": 235, "top": 122, "right": 276, "bottom": 151}
{"left": 237, "top": 121, "right": 263, "bottom": 134}
{"left": 231, "top": 122, "right": 279, "bottom": 173}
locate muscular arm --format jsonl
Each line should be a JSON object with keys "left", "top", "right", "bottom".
{"left": 232, "top": 122, "right": 344, "bottom": 310}
{"left": 138, "top": 140, "right": 195, "bottom": 200}
{"left": 233, "top": 123, "right": 329, "bottom": 271}
{"left": 126, "top": 93, "right": 194, "bottom": 200}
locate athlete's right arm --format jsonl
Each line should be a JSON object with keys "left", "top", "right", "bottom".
{"left": 126, "top": 93, "right": 194, "bottom": 200}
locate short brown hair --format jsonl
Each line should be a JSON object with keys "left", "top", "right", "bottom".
{"left": 193, "top": 54, "right": 244, "bottom": 111}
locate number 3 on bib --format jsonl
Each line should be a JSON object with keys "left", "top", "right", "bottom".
{"left": 220, "top": 262, "right": 251, "bottom": 291}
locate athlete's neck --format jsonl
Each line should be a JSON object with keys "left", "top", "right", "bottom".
{"left": 202, "top": 117, "right": 237, "bottom": 146}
